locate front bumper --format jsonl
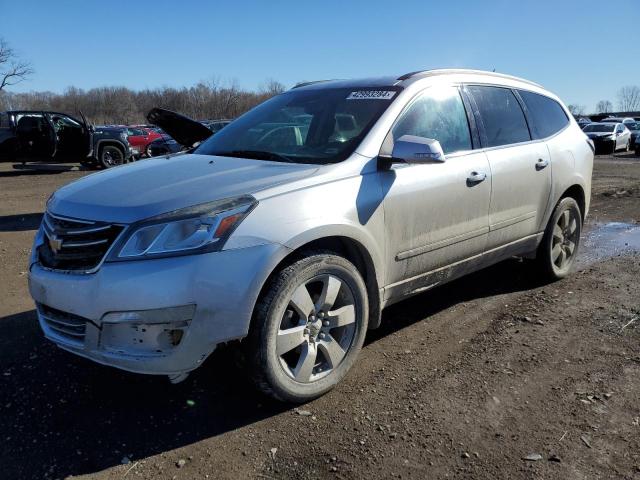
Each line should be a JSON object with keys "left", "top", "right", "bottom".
{"left": 28, "top": 240, "right": 285, "bottom": 376}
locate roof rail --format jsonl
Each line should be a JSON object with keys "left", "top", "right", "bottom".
{"left": 291, "top": 79, "right": 336, "bottom": 89}
{"left": 396, "top": 69, "right": 543, "bottom": 88}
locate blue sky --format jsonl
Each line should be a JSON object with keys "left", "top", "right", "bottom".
{"left": 0, "top": 0, "right": 636, "bottom": 113}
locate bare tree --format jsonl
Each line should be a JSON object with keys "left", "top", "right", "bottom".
{"left": 0, "top": 38, "right": 33, "bottom": 91}
{"left": 617, "top": 86, "right": 640, "bottom": 112}
{"left": 567, "top": 104, "right": 586, "bottom": 116}
{"left": 595, "top": 100, "right": 613, "bottom": 114}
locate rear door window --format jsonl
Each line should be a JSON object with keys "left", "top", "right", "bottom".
{"left": 468, "top": 86, "right": 531, "bottom": 147}
{"left": 391, "top": 85, "right": 472, "bottom": 154}
{"left": 518, "top": 90, "right": 569, "bottom": 139}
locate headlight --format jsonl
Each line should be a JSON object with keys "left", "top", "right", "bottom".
{"left": 111, "top": 196, "right": 257, "bottom": 260}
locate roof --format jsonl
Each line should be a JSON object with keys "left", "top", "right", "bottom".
{"left": 291, "top": 69, "right": 543, "bottom": 91}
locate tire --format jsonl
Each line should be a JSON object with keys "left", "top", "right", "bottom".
{"left": 247, "top": 251, "right": 369, "bottom": 403}
{"left": 79, "top": 159, "right": 95, "bottom": 169}
{"left": 99, "top": 145, "right": 125, "bottom": 168}
{"left": 146, "top": 144, "right": 154, "bottom": 158}
{"left": 536, "top": 197, "right": 582, "bottom": 280}
{"left": 635, "top": 148, "right": 640, "bottom": 157}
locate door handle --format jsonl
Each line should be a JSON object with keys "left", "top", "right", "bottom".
{"left": 536, "top": 158, "right": 549, "bottom": 170}
{"left": 466, "top": 171, "right": 487, "bottom": 186}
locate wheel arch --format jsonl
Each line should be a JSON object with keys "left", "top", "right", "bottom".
{"left": 252, "top": 235, "right": 383, "bottom": 331}
{"left": 558, "top": 183, "right": 586, "bottom": 221}
{"left": 95, "top": 139, "right": 127, "bottom": 158}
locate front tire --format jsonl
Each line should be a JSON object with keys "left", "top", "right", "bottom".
{"left": 536, "top": 197, "right": 582, "bottom": 280}
{"left": 247, "top": 252, "right": 369, "bottom": 403}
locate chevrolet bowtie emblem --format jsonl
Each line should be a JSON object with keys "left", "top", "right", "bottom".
{"left": 48, "top": 233, "right": 63, "bottom": 253}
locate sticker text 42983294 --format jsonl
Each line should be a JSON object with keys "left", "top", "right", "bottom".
{"left": 346, "top": 91, "right": 396, "bottom": 100}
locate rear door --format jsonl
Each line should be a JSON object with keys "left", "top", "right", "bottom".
{"left": 14, "top": 112, "right": 56, "bottom": 159}
{"left": 466, "top": 85, "right": 551, "bottom": 249}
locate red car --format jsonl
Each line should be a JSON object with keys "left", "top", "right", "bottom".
{"left": 126, "top": 126, "right": 163, "bottom": 158}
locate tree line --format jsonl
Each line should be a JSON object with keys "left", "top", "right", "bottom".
{"left": 568, "top": 85, "right": 640, "bottom": 116}
{"left": 0, "top": 79, "right": 286, "bottom": 125}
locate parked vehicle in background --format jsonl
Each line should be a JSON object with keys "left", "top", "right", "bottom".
{"left": 601, "top": 116, "right": 636, "bottom": 125}
{"left": 146, "top": 134, "right": 183, "bottom": 157}
{"left": 146, "top": 109, "right": 231, "bottom": 154}
{"left": 125, "top": 126, "right": 163, "bottom": 158}
{"left": 583, "top": 122, "right": 631, "bottom": 153}
{"left": 202, "top": 119, "right": 232, "bottom": 134}
{"left": 624, "top": 121, "right": 640, "bottom": 147}
{"left": 575, "top": 116, "right": 591, "bottom": 129}
{"left": 29, "top": 69, "right": 593, "bottom": 403}
{"left": 0, "top": 110, "right": 132, "bottom": 168}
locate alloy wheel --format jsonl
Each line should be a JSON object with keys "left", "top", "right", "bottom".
{"left": 551, "top": 208, "right": 579, "bottom": 270}
{"left": 276, "top": 274, "right": 356, "bottom": 383}
{"left": 102, "top": 147, "right": 124, "bottom": 167}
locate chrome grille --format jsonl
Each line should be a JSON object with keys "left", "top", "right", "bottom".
{"left": 38, "top": 212, "right": 123, "bottom": 271}
{"left": 38, "top": 304, "right": 87, "bottom": 346}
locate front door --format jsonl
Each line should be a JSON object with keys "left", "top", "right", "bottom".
{"left": 48, "top": 113, "right": 91, "bottom": 159}
{"left": 380, "top": 85, "right": 491, "bottom": 299}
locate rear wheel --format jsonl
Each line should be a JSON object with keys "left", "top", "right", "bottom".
{"left": 145, "top": 144, "right": 154, "bottom": 158}
{"left": 536, "top": 197, "right": 582, "bottom": 279}
{"left": 99, "top": 145, "right": 125, "bottom": 168}
{"left": 247, "top": 252, "right": 368, "bottom": 403}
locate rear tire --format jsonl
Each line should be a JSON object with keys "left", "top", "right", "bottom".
{"left": 247, "top": 251, "right": 368, "bottom": 403}
{"left": 536, "top": 197, "right": 582, "bottom": 280}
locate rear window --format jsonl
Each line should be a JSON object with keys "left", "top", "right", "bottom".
{"left": 468, "top": 86, "right": 531, "bottom": 147}
{"left": 518, "top": 90, "right": 569, "bottom": 139}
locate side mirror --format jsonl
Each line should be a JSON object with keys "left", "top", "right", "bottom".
{"left": 391, "top": 135, "right": 446, "bottom": 164}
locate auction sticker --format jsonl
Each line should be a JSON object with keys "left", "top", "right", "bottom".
{"left": 346, "top": 90, "right": 396, "bottom": 100}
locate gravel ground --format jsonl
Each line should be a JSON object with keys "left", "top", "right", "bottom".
{"left": 0, "top": 154, "right": 639, "bottom": 480}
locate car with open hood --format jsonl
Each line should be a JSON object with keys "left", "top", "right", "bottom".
{"left": 28, "top": 69, "right": 593, "bottom": 403}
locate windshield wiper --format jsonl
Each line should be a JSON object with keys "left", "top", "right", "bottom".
{"left": 212, "top": 150, "right": 294, "bottom": 163}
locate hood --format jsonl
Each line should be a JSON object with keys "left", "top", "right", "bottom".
{"left": 48, "top": 154, "right": 318, "bottom": 223}
{"left": 146, "top": 108, "right": 213, "bottom": 147}
{"left": 586, "top": 132, "right": 614, "bottom": 138}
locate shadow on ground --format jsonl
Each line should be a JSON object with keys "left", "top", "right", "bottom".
{"left": 0, "top": 162, "right": 84, "bottom": 177}
{"left": 0, "top": 258, "right": 549, "bottom": 479}
{"left": 0, "top": 213, "right": 43, "bottom": 232}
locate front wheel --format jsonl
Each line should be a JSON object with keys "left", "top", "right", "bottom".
{"left": 247, "top": 252, "right": 369, "bottom": 403}
{"left": 536, "top": 197, "right": 582, "bottom": 279}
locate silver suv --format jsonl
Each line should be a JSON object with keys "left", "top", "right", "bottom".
{"left": 29, "top": 69, "right": 593, "bottom": 402}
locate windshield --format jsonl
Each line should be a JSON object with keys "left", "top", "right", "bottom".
{"left": 194, "top": 86, "right": 402, "bottom": 164}
{"left": 584, "top": 124, "right": 615, "bottom": 132}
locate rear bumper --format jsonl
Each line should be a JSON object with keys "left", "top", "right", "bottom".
{"left": 28, "top": 241, "right": 287, "bottom": 375}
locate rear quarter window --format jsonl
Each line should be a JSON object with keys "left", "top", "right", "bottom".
{"left": 518, "top": 90, "right": 569, "bottom": 139}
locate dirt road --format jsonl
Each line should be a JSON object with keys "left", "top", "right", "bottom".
{"left": 0, "top": 155, "right": 639, "bottom": 479}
